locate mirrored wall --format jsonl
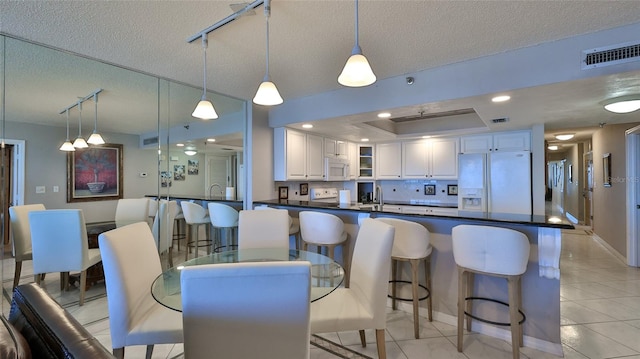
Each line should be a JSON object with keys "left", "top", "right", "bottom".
{"left": 0, "top": 34, "right": 247, "bottom": 314}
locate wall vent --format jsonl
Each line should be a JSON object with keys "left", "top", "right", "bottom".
{"left": 491, "top": 117, "right": 509, "bottom": 124}
{"left": 143, "top": 136, "right": 158, "bottom": 146}
{"left": 582, "top": 41, "right": 640, "bottom": 70}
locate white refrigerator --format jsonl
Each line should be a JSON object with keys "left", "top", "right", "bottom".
{"left": 458, "top": 152, "right": 532, "bottom": 215}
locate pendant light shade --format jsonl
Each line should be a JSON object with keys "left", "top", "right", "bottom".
{"left": 59, "top": 109, "right": 75, "bottom": 152}
{"left": 338, "top": 0, "right": 376, "bottom": 87}
{"left": 73, "top": 101, "right": 88, "bottom": 148}
{"left": 192, "top": 35, "right": 218, "bottom": 120}
{"left": 87, "top": 93, "right": 105, "bottom": 145}
{"left": 253, "top": 0, "right": 283, "bottom": 106}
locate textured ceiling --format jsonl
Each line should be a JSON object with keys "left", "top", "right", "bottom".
{"left": 2, "top": 1, "right": 640, "bottom": 147}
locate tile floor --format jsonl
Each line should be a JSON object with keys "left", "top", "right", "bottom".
{"left": 3, "top": 227, "right": 640, "bottom": 358}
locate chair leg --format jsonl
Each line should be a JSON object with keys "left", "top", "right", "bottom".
{"left": 508, "top": 275, "right": 521, "bottom": 359}
{"left": 145, "top": 344, "right": 154, "bottom": 359}
{"left": 358, "top": 329, "right": 366, "bottom": 347}
{"left": 60, "top": 272, "right": 66, "bottom": 291}
{"left": 13, "top": 261, "right": 22, "bottom": 290}
{"left": 425, "top": 255, "right": 433, "bottom": 322}
{"left": 79, "top": 270, "right": 87, "bottom": 306}
{"left": 375, "top": 329, "right": 387, "bottom": 359}
{"left": 457, "top": 267, "right": 465, "bottom": 352}
{"left": 465, "top": 272, "right": 474, "bottom": 332}
{"left": 518, "top": 276, "right": 524, "bottom": 347}
{"left": 410, "top": 258, "right": 420, "bottom": 339}
{"left": 113, "top": 347, "right": 124, "bottom": 359}
{"left": 168, "top": 247, "right": 174, "bottom": 268}
{"left": 34, "top": 274, "right": 41, "bottom": 285}
{"left": 391, "top": 259, "right": 398, "bottom": 310}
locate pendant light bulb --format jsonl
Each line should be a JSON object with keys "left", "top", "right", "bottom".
{"left": 192, "top": 35, "right": 218, "bottom": 120}
{"left": 73, "top": 101, "right": 88, "bottom": 148}
{"left": 59, "top": 109, "right": 75, "bottom": 152}
{"left": 253, "top": 0, "right": 283, "bottom": 106}
{"left": 338, "top": 0, "right": 376, "bottom": 87}
{"left": 87, "top": 93, "right": 105, "bottom": 145}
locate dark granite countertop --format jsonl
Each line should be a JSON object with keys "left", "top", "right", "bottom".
{"left": 145, "top": 194, "right": 243, "bottom": 203}
{"left": 254, "top": 199, "right": 574, "bottom": 229}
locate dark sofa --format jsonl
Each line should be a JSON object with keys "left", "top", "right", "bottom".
{"left": 0, "top": 283, "right": 114, "bottom": 359}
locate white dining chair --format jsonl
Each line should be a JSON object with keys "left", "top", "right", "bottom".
{"left": 99, "top": 222, "right": 183, "bottom": 359}
{"left": 115, "top": 198, "right": 150, "bottom": 228}
{"left": 29, "top": 209, "right": 102, "bottom": 306}
{"left": 181, "top": 261, "right": 311, "bottom": 359}
{"left": 238, "top": 208, "right": 290, "bottom": 250}
{"left": 8, "top": 203, "right": 45, "bottom": 289}
{"left": 310, "top": 218, "right": 395, "bottom": 359}
{"left": 151, "top": 200, "right": 179, "bottom": 268}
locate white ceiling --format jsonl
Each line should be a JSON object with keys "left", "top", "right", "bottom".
{"left": 2, "top": 1, "right": 640, "bottom": 150}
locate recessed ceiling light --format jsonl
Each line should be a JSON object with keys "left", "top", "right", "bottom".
{"left": 555, "top": 134, "right": 575, "bottom": 141}
{"left": 176, "top": 143, "right": 185, "bottom": 147}
{"left": 603, "top": 95, "right": 640, "bottom": 114}
{"left": 547, "top": 145, "right": 559, "bottom": 150}
{"left": 422, "top": 135, "right": 431, "bottom": 139}
{"left": 377, "top": 112, "right": 391, "bottom": 118}
{"left": 491, "top": 95, "right": 511, "bottom": 103}
{"left": 302, "top": 124, "right": 313, "bottom": 129}
{"left": 207, "top": 138, "right": 216, "bottom": 142}
{"left": 361, "top": 138, "right": 369, "bottom": 142}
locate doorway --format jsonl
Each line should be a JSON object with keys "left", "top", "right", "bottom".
{"left": 583, "top": 152, "right": 593, "bottom": 228}
{"left": 625, "top": 127, "right": 640, "bottom": 267}
{"left": 2, "top": 145, "right": 13, "bottom": 251}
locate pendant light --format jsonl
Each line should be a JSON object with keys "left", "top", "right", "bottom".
{"left": 192, "top": 34, "right": 219, "bottom": 120}
{"left": 59, "top": 109, "right": 75, "bottom": 152}
{"left": 87, "top": 92, "right": 105, "bottom": 145}
{"left": 338, "top": 0, "right": 376, "bottom": 87}
{"left": 72, "top": 101, "right": 88, "bottom": 148}
{"left": 253, "top": 0, "right": 283, "bottom": 106}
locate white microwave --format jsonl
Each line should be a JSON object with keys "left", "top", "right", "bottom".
{"left": 324, "top": 157, "right": 350, "bottom": 181}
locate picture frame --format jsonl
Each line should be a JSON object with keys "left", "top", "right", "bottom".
{"left": 67, "top": 143, "right": 123, "bottom": 203}
{"left": 424, "top": 184, "right": 436, "bottom": 195}
{"left": 568, "top": 164, "right": 573, "bottom": 183}
{"left": 279, "top": 186, "right": 289, "bottom": 199}
{"left": 447, "top": 184, "right": 458, "bottom": 196}
{"left": 187, "top": 159, "right": 199, "bottom": 175}
{"left": 603, "top": 153, "right": 612, "bottom": 187}
{"left": 300, "top": 183, "right": 309, "bottom": 196}
{"left": 174, "top": 164, "right": 186, "bottom": 181}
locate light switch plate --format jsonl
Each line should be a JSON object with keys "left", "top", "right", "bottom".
{"left": 53, "top": 186, "right": 59, "bottom": 192}
{"left": 35, "top": 186, "right": 45, "bottom": 194}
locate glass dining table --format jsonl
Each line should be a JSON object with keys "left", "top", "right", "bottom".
{"left": 151, "top": 248, "right": 344, "bottom": 311}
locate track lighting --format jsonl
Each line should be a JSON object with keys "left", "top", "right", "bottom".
{"left": 253, "top": 0, "right": 283, "bottom": 106}
{"left": 338, "top": 0, "right": 376, "bottom": 87}
{"left": 59, "top": 109, "right": 75, "bottom": 152}
{"left": 192, "top": 34, "right": 219, "bottom": 120}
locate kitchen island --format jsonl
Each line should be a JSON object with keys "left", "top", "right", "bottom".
{"left": 255, "top": 198, "right": 572, "bottom": 356}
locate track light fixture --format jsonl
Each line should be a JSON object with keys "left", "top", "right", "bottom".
{"left": 87, "top": 92, "right": 105, "bottom": 145}
{"left": 253, "top": 0, "right": 283, "bottom": 106}
{"left": 338, "top": 0, "right": 376, "bottom": 87}
{"left": 59, "top": 109, "right": 75, "bottom": 152}
{"left": 59, "top": 88, "right": 103, "bottom": 150}
{"left": 192, "top": 34, "right": 219, "bottom": 120}
{"left": 72, "top": 101, "right": 88, "bottom": 149}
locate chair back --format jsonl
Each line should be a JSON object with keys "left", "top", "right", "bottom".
{"left": 152, "top": 200, "right": 178, "bottom": 254}
{"left": 147, "top": 199, "right": 159, "bottom": 226}
{"left": 207, "top": 202, "right": 238, "bottom": 228}
{"left": 299, "top": 211, "right": 344, "bottom": 245}
{"left": 452, "top": 224, "right": 530, "bottom": 276}
{"left": 29, "top": 209, "right": 89, "bottom": 273}
{"left": 115, "top": 198, "right": 150, "bottom": 228}
{"left": 8, "top": 204, "right": 45, "bottom": 261}
{"left": 375, "top": 217, "right": 430, "bottom": 259}
{"left": 181, "top": 201, "right": 209, "bottom": 225}
{"left": 238, "top": 209, "right": 290, "bottom": 250}
{"left": 98, "top": 222, "right": 163, "bottom": 349}
{"left": 350, "top": 218, "right": 395, "bottom": 328}
{"left": 181, "top": 261, "right": 311, "bottom": 359}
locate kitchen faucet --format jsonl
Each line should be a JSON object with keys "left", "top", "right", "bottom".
{"left": 208, "top": 183, "right": 222, "bottom": 198}
{"left": 375, "top": 185, "right": 383, "bottom": 206}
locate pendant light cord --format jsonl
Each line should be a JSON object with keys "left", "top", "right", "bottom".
{"left": 264, "top": 0, "right": 271, "bottom": 79}
{"left": 93, "top": 93, "right": 98, "bottom": 131}
{"left": 201, "top": 34, "right": 208, "bottom": 100}
{"left": 65, "top": 109, "right": 70, "bottom": 139}
{"left": 77, "top": 101, "right": 83, "bottom": 136}
{"left": 354, "top": 0, "right": 359, "bottom": 48}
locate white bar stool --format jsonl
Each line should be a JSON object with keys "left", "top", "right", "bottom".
{"left": 299, "top": 211, "right": 349, "bottom": 285}
{"left": 172, "top": 204, "right": 186, "bottom": 251}
{"left": 207, "top": 203, "right": 239, "bottom": 252}
{"left": 376, "top": 217, "right": 432, "bottom": 339}
{"left": 452, "top": 224, "right": 530, "bottom": 359}
{"left": 180, "top": 202, "right": 211, "bottom": 260}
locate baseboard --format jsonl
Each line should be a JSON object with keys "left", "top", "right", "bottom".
{"left": 591, "top": 231, "right": 629, "bottom": 264}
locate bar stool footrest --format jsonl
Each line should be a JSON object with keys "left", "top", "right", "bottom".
{"left": 213, "top": 245, "right": 238, "bottom": 253}
{"left": 387, "top": 280, "right": 430, "bottom": 301}
{"left": 463, "top": 296, "right": 526, "bottom": 326}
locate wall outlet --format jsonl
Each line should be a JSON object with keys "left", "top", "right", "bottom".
{"left": 53, "top": 186, "right": 59, "bottom": 192}
{"left": 35, "top": 186, "right": 45, "bottom": 194}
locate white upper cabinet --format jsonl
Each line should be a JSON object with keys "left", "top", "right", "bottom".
{"left": 376, "top": 142, "right": 402, "bottom": 179}
{"left": 358, "top": 145, "right": 374, "bottom": 179}
{"left": 402, "top": 138, "right": 459, "bottom": 179}
{"left": 460, "top": 131, "right": 530, "bottom": 153}
{"left": 324, "top": 138, "right": 348, "bottom": 160}
{"left": 274, "top": 128, "right": 325, "bottom": 181}
{"left": 348, "top": 142, "right": 358, "bottom": 179}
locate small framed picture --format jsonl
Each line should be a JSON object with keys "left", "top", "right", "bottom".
{"left": 424, "top": 184, "right": 436, "bottom": 195}
{"left": 279, "top": 186, "right": 289, "bottom": 199}
{"left": 300, "top": 183, "right": 309, "bottom": 196}
{"left": 448, "top": 184, "right": 458, "bottom": 196}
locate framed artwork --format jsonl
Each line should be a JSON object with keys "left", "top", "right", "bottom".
{"left": 568, "top": 164, "right": 573, "bottom": 183}
{"left": 67, "top": 143, "right": 123, "bottom": 203}
{"left": 603, "top": 153, "right": 612, "bottom": 187}
{"left": 160, "top": 171, "right": 172, "bottom": 187}
{"left": 447, "top": 184, "right": 458, "bottom": 195}
{"left": 279, "top": 186, "right": 289, "bottom": 199}
{"left": 174, "top": 165, "right": 185, "bottom": 181}
{"left": 300, "top": 183, "right": 309, "bottom": 196}
{"left": 424, "top": 184, "right": 436, "bottom": 195}
{"left": 187, "top": 159, "right": 199, "bottom": 175}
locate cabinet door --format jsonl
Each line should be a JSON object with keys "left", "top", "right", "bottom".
{"left": 336, "top": 140, "right": 349, "bottom": 160}
{"left": 306, "top": 134, "right": 325, "bottom": 180}
{"left": 324, "top": 138, "right": 337, "bottom": 158}
{"left": 430, "top": 138, "right": 459, "bottom": 179}
{"left": 358, "top": 145, "right": 374, "bottom": 179}
{"left": 402, "top": 140, "right": 429, "bottom": 178}
{"left": 286, "top": 129, "right": 307, "bottom": 180}
{"left": 348, "top": 142, "right": 358, "bottom": 179}
{"left": 460, "top": 134, "right": 492, "bottom": 153}
{"left": 493, "top": 131, "right": 530, "bottom": 151}
{"left": 376, "top": 142, "right": 402, "bottom": 179}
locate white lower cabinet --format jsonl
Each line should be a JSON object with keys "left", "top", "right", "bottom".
{"left": 400, "top": 206, "right": 458, "bottom": 216}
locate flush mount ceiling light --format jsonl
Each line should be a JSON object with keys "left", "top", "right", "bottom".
{"left": 207, "top": 138, "right": 216, "bottom": 142}
{"left": 87, "top": 92, "right": 105, "bottom": 145}
{"left": 192, "top": 34, "right": 219, "bottom": 120}
{"left": 555, "top": 133, "right": 575, "bottom": 141}
{"left": 253, "top": 0, "right": 283, "bottom": 106}
{"left": 59, "top": 109, "right": 75, "bottom": 152}
{"left": 547, "top": 145, "right": 559, "bottom": 151}
{"left": 603, "top": 95, "right": 640, "bottom": 114}
{"left": 491, "top": 95, "right": 511, "bottom": 103}
{"left": 184, "top": 145, "right": 198, "bottom": 156}
{"left": 338, "top": 0, "right": 376, "bottom": 87}
{"left": 72, "top": 101, "right": 88, "bottom": 148}
{"left": 377, "top": 112, "right": 391, "bottom": 118}
{"left": 302, "top": 124, "right": 313, "bottom": 129}
{"left": 361, "top": 138, "right": 369, "bottom": 142}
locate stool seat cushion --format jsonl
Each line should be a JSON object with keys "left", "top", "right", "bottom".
{"left": 376, "top": 218, "right": 430, "bottom": 259}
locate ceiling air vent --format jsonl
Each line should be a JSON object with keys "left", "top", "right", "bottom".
{"left": 143, "top": 136, "right": 158, "bottom": 146}
{"left": 491, "top": 117, "right": 509, "bottom": 124}
{"left": 582, "top": 41, "right": 640, "bottom": 70}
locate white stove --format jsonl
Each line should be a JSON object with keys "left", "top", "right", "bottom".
{"left": 309, "top": 187, "right": 339, "bottom": 203}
